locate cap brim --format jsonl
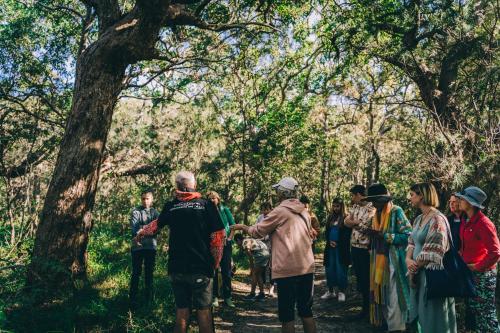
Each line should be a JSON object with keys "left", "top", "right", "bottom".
{"left": 454, "top": 193, "right": 484, "bottom": 209}
{"left": 363, "top": 195, "right": 392, "bottom": 203}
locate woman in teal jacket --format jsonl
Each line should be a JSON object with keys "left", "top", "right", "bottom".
{"left": 207, "top": 191, "right": 236, "bottom": 307}
{"left": 365, "top": 183, "right": 411, "bottom": 332}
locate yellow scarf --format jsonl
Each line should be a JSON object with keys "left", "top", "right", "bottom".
{"left": 372, "top": 202, "right": 392, "bottom": 288}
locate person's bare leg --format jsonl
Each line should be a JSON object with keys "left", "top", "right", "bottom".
{"left": 197, "top": 308, "right": 214, "bottom": 333}
{"left": 255, "top": 267, "right": 265, "bottom": 294}
{"left": 250, "top": 267, "right": 257, "bottom": 294}
{"left": 174, "top": 308, "right": 190, "bottom": 333}
{"left": 301, "top": 316, "right": 316, "bottom": 333}
{"left": 282, "top": 320, "right": 295, "bottom": 333}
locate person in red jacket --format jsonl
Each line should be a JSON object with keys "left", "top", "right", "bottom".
{"left": 456, "top": 186, "right": 500, "bottom": 333}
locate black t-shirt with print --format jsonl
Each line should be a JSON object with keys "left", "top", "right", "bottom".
{"left": 158, "top": 198, "right": 224, "bottom": 277}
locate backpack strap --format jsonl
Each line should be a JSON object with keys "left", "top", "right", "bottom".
{"left": 296, "top": 211, "right": 313, "bottom": 239}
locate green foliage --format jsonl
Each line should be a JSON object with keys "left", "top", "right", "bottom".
{"left": 1, "top": 220, "right": 175, "bottom": 332}
{"left": 0, "top": 0, "right": 498, "bottom": 329}
{"left": 319, "top": 0, "right": 499, "bottom": 203}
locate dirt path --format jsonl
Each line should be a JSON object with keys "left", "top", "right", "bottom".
{"left": 213, "top": 255, "right": 373, "bottom": 332}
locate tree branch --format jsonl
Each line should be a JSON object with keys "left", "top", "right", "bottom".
{"left": 1, "top": 136, "right": 59, "bottom": 178}
{"left": 0, "top": 264, "right": 25, "bottom": 272}
{"left": 0, "top": 98, "right": 65, "bottom": 128}
{"left": 165, "top": 8, "right": 279, "bottom": 32}
{"left": 37, "top": 3, "right": 84, "bottom": 20}
{"left": 82, "top": 0, "right": 121, "bottom": 34}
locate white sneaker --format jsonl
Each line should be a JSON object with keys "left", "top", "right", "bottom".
{"left": 338, "top": 292, "right": 346, "bottom": 302}
{"left": 320, "top": 291, "right": 334, "bottom": 299}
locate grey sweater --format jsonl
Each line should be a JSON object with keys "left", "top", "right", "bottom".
{"left": 130, "top": 206, "right": 160, "bottom": 251}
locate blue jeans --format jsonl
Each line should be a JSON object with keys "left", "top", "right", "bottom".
{"left": 325, "top": 247, "right": 348, "bottom": 291}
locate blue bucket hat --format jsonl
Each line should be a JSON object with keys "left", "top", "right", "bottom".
{"left": 454, "top": 186, "right": 487, "bottom": 209}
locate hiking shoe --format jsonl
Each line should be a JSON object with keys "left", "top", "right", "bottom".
{"left": 320, "top": 291, "right": 335, "bottom": 299}
{"left": 269, "top": 284, "right": 277, "bottom": 297}
{"left": 338, "top": 292, "right": 346, "bottom": 302}
{"left": 224, "top": 298, "right": 235, "bottom": 308}
{"left": 255, "top": 293, "right": 266, "bottom": 301}
{"left": 212, "top": 297, "right": 219, "bottom": 307}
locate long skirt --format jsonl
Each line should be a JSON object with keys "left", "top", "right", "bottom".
{"left": 325, "top": 247, "right": 348, "bottom": 291}
{"left": 410, "top": 270, "right": 457, "bottom": 333}
{"left": 382, "top": 261, "right": 407, "bottom": 331}
{"left": 465, "top": 269, "right": 500, "bottom": 333}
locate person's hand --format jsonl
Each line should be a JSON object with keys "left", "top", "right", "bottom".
{"left": 467, "top": 263, "right": 477, "bottom": 272}
{"left": 134, "top": 229, "right": 144, "bottom": 243}
{"left": 310, "top": 228, "right": 318, "bottom": 240}
{"left": 349, "top": 218, "right": 362, "bottom": 227}
{"left": 329, "top": 240, "right": 337, "bottom": 248}
{"left": 230, "top": 224, "right": 249, "bottom": 233}
{"left": 230, "top": 224, "right": 243, "bottom": 231}
{"left": 227, "top": 228, "right": 236, "bottom": 241}
{"left": 367, "top": 229, "right": 384, "bottom": 239}
{"left": 406, "top": 258, "right": 418, "bottom": 274}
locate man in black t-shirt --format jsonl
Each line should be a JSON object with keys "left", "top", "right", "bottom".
{"left": 136, "top": 171, "right": 225, "bottom": 333}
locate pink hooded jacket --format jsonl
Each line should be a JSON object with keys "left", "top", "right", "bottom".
{"left": 247, "top": 199, "right": 315, "bottom": 279}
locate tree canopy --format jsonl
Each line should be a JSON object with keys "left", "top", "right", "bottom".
{"left": 0, "top": 0, "right": 498, "bottom": 329}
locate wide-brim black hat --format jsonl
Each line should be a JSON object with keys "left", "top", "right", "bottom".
{"left": 363, "top": 183, "right": 392, "bottom": 202}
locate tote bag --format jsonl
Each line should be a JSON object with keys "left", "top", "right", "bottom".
{"left": 425, "top": 215, "right": 477, "bottom": 299}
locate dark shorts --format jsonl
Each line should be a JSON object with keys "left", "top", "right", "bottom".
{"left": 253, "top": 252, "right": 270, "bottom": 268}
{"left": 275, "top": 273, "right": 314, "bottom": 322}
{"left": 170, "top": 273, "right": 213, "bottom": 309}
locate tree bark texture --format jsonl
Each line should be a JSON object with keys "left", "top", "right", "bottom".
{"left": 28, "top": 43, "right": 126, "bottom": 288}
{"left": 28, "top": 1, "right": 174, "bottom": 290}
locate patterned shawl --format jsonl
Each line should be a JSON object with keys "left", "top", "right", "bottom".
{"left": 408, "top": 211, "right": 449, "bottom": 270}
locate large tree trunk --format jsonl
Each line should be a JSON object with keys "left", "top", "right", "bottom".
{"left": 28, "top": 42, "right": 127, "bottom": 290}
{"left": 26, "top": 0, "right": 176, "bottom": 292}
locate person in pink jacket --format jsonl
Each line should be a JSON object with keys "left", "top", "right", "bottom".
{"left": 231, "top": 177, "right": 317, "bottom": 333}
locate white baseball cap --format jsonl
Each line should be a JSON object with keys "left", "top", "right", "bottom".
{"left": 272, "top": 177, "right": 299, "bottom": 191}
